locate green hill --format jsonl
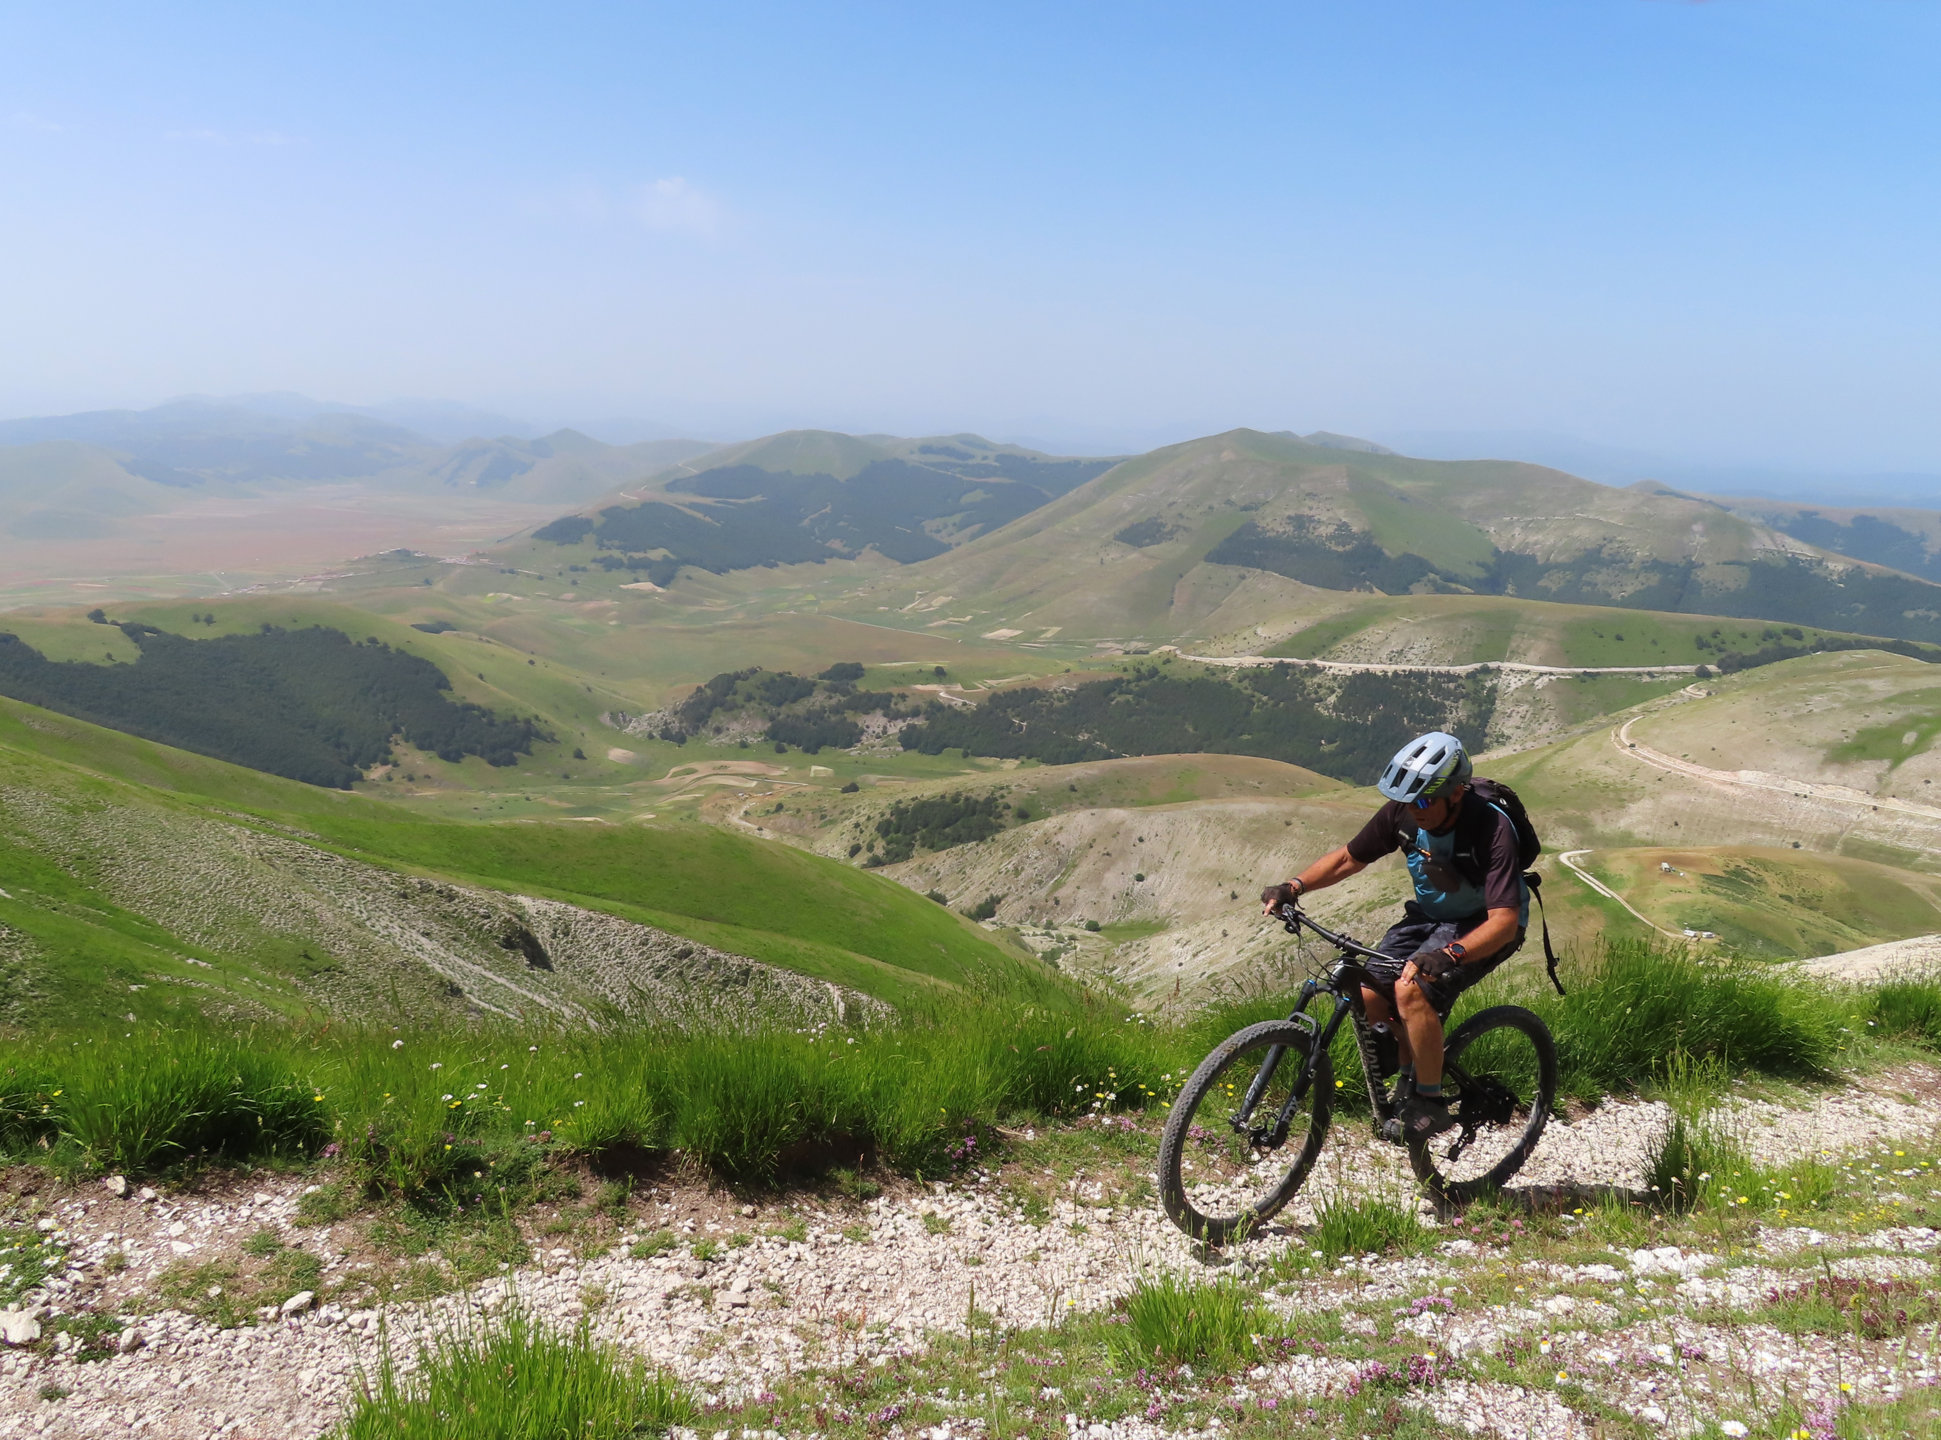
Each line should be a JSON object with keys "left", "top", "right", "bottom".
{"left": 815, "top": 428, "right": 1941, "bottom": 650}
{"left": 0, "top": 694, "right": 1051, "bottom": 1028}
{"left": 523, "top": 431, "right": 1118, "bottom": 583}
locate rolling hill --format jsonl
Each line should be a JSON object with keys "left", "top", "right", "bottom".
{"left": 0, "top": 398, "right": 717, "bottom": 528}
{"left": 819, "top": 428, "right": 1941, "bottom": 650}
{"left": 525, "top": 429, "right": 1119, "bottom": 580}
{"left": 0, "top": 691, "right": 1051, "bottom": 1027}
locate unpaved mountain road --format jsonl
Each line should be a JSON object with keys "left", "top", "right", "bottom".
{"left": 1555, "top": 850, "right": 1690, "bottom": 942}
{"left": 1612, "top": 715, "right": 1941, "bottom": 829}
{"left": 1173, "top": 650, "right": 1699, "bottom": 680}
{"left": 4, "top": 1072, "right": 1938, "bottom": 1440}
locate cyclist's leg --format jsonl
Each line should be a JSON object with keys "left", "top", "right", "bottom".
{"left": 1401, "top": 924, "right": 1526, "bottom": 1086}
{"left": 1362, "top": 909, "right": 1441, "bottom": 1070}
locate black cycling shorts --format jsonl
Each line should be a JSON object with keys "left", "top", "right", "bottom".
{"left": 1359, "top": 902, "right": 1523, "bottom": 1018}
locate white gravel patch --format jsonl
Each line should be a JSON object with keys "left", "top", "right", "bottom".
{"left": 2, "top": 1071, "right": 1938, "bottom": 1438}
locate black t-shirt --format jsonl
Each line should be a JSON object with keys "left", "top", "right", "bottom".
{"left": 1345, "top": 792, "right": 1527, "bottom": 918}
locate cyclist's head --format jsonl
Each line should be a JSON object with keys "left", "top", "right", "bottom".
{"left": 1377, "top": 731, "right": 1471, "bottom": 808}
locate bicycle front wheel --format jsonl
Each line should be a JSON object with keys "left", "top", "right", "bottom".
{"left": 1157, "top": 1020, "right": 1331, "bottom": 1244}
{"left": 1408, "top": 1005, "right": 1557, "bottom": 1206}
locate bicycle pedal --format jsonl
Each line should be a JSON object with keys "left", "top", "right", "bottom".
{"left": 1377, "top": 1117, "right": 1405, "bottom": 1147}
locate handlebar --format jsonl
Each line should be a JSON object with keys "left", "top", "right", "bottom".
{"left": 1271, "top": 902, "right": 1392, "bottom": 967}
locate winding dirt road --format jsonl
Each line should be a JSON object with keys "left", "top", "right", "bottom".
{"left": 1611, "top": 714, "right": 1941, "bottom": 825}
{"left": 1174, "top": 649, "right": 1697, "bottom": 679}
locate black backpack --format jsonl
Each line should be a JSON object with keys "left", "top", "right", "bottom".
{"left": 1420, "top": 777, "right": 1566, "bottom": 995}
{"left": 1467, "top": 777, "right": 1541, "bottom": 870}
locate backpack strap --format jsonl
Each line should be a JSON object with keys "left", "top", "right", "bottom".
{"left": 1450, "top": 796, "right": 1511, "bottom": 890}
{"left": 1524, "top": 871, "right": 1566, "bottom": 995}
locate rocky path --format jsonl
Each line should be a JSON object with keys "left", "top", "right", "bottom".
{"left": 3, "top": 1070, "right": 1939, "bottom": 1439}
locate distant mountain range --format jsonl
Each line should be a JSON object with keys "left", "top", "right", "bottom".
{"left": 527, "top": 426, "right": 1941, "bottom": 647}
{"left": 0, "top": 396, "right": 717, "bottom": 542}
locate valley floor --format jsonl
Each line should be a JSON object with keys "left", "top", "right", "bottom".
{"left": 5, "top": 1069, "right": 1941, "bottom": 1438}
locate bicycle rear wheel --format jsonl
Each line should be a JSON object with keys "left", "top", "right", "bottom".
{"left": 1408, "top": 1005, "right": 1556, "bottom": 1205}
{"left": 1158, "top": 1020, "right": 1331, "bottom": 1244}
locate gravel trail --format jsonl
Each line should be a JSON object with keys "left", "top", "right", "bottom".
{"left": 3, "top": 1069, "right": 1939, "bottom": 1439}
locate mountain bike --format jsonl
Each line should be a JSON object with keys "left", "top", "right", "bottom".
{"left": 1157, "top": 902, "right": 1557, "bottom": 1244}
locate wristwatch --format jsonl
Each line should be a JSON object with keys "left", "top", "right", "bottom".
{"left": 1443, "top": 941, "right": 1467, "bottom": 963}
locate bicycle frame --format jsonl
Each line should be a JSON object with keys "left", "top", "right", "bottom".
{"left": 1226, "top": 903, "right": 1399, "bottom": 1148}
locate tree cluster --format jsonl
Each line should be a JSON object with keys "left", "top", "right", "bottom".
{"left": 898, "top": 663, "right": 1496, "bottom": 783}
{"left": 651, "top": 664, "right": 913, "bottom": 753}
{"left": 0, "top": 623, "right": 549, "bottom": 788}
{"left": 529, "top": 452, "right": 1110, "bottom": 583}
{"left": 871, "top": 792, "right": 1012, "bottom": 865}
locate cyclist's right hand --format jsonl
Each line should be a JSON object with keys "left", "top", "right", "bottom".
{"left": 1260, "top": 881, "right": 1301, "bottom": 914}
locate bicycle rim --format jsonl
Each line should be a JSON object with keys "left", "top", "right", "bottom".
{"left": 1409, "top": 1005, "right": 1557, "bottom": 1205}
{"left": 1158, "top": 1020, "right": 1331, "bottom": 1244}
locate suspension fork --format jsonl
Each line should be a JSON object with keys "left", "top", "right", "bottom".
{"left": 1231, "top": 978, "right": 1322, "bottom": 1126}
{"left": 1233, "top": 992, "right": 1354, "bottom": 1145}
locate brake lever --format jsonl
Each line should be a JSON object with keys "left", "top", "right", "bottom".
{"left": 1277, "top": 901, "right": 1300, "bottom": 934}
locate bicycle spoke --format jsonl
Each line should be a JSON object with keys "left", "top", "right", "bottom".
{"left": 1409, "top": 1005, "right": 1557, "bottom": 1203}
{"left": 1158, "top": 1020, "right": 1331, "bottom": 1242}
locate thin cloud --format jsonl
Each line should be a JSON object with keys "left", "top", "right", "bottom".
{"left": 10, "top": 112, "right": 65, "bottom": 133}
{"left": 634, "top": 177, "right": 722, "bottom": 236}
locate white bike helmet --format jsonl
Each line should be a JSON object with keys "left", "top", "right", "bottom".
{"left": 1377, "top": 731, "right": 1471, "bottom": 807}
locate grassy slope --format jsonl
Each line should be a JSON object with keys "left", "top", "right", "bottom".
{"left": 800, "top": 429, "right": 1799, "bottom": 645}
{"left": 0, "top": 696, "right": 1052, "bottom": 1022}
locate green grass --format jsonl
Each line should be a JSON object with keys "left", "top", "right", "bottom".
{"left": 16, "top": 1030, "right": 329, "bottom": 1172}
{"left": 1110, "top": 1271, "right": 1269, "bottom": 1372}
{"left": 4, "top": 934, "right": 1933, "bottom": 1200}
{"left": 336, "top": 1307, "right": 695, "bottom": 1440}
{"left": 1309, "top": 1194, "right": 1430, "bottom": 1263}
{"left": 1496, "top": 938, "right": 1842, "bottom": 1102}
{"left": 0, "top": 1002, "right": 1174, "bottom": 1191}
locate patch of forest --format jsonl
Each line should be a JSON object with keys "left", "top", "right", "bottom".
{"left": 642, "top": 662, "right": 917, "bottom": 754}
{"left": 1208, "top": 517, "right": 1941, "bottom": 646}
{"left": 0, "top": 622, "right": 549, "bottom": 787}
{"left": 865, "top": 792, "right": 1013, "bottom": 866}
{"left": 534, "top": 455, "right": 1105, "bottom": 580}
{"left": 897, "top": 663, "right": 1496, "bottom": 782}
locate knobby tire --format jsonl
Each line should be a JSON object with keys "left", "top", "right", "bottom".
{"left": 1157, "top": 1020, "right": 1331, "bottom": 1245}
{"left": 1407, "top": 1004, "right": 1557, "bottom": 1205}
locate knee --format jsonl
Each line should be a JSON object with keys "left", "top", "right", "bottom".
{"left": 1395, "top": 981, "right": 1433, "bottom": 1020}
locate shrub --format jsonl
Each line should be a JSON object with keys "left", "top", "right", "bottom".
{"left": 965, "top": 895, "right": 1002, "bottom": 922}
{"left": 336, "top": 1307, "right": 694, "bottom": 1440}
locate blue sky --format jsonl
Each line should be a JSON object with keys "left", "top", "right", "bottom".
{"left": 3, "top": 2, "right": 1938, "bottom": 475}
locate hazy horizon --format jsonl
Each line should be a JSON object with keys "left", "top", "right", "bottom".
{"left": 7, "top": 3, "right": 1940, "bottom": 480}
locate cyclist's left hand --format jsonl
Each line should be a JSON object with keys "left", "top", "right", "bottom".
{"left": 1412, "top": 946, "right": 1461, "bottom": 982}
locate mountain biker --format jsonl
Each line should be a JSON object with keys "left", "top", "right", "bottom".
{"left": 1261, "top": 731, "right": 1528, "bottom": 1143}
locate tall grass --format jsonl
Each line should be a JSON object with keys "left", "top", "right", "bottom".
{"left": 337, "top": 1307, "right": 694, "bottom": 1440}
{"left": 0, "top": 1002, "right": 1173, "bottom": 1194}
{"left": 2, "top": 939, "right": 1932, "bottom": 1194}
{"left": 3, "top": 1031, "right": 326, "bottom": 1172}
{"left": 1485, "top": 937, "right": 1842, "bottom": 1100}
{"left": 1110, "top": 1271, "right": 1267, "bottom": 1371}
